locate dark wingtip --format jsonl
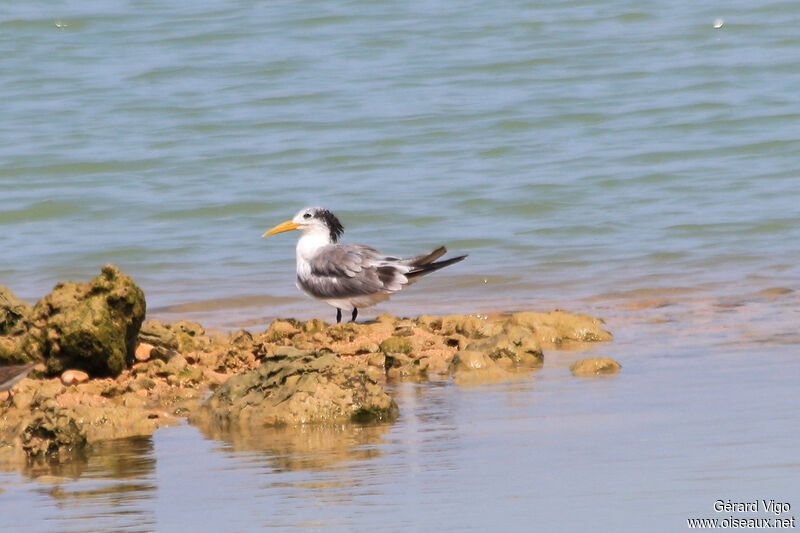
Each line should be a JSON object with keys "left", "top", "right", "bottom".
{"left": 444, "top": 253, "right": 467, "bottom": 262}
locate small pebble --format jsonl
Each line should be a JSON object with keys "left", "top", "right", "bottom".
{"left": 135, "top": 342, "right": 155, "bottom": 362}
{"left": 61, "top": 369, "right": 89, "bottom": 386}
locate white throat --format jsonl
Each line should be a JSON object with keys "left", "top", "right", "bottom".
{"left": 296, "top": 226, "right": 333, "bottom": 266}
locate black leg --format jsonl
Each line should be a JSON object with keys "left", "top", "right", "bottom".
{"left": 336, "top": 308, "right": 342, "bottom": 323}
{"left": 351, "top": 308, "right": 358, "bottom": 322}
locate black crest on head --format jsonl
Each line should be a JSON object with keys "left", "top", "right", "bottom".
{"left": 316, "top": 208, "right": 344, "bottom": 242}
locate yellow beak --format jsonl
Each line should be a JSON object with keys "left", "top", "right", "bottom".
{"left": 262, "top": 220, "right": 300, "bottom": 237}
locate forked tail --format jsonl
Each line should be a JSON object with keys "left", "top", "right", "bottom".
{"left": 406, "top": 252, "right": 467, "bottom": 281}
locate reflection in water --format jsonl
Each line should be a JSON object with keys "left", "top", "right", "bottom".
{"left": 1, "top": 437, "right": 156, "bottom": 533}
{"left": 195, "top": 417, "right": 391, "bottom": 474}
{"left": 176, "top": 419, "right": 396, "bottom": 529}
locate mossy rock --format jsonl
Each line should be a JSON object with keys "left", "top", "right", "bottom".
{"left": 301, "top": 319, "right": 328, "bottom": 334}
{"left": 467, "top": 325, "right": 544, "bottom": 370}
{"left": 0, "top": 286, "right": 31, "bottom": 336}
{"left": 434, "top": 314, "right": 501, "bottom": 339}
{"left": 379, "top": 336, "right": 412, "bottom": 354}
{"left": 198, "top": 352, "right": 398, "bottom": 427}
{"left": 138, "top": 319, "right": 179, "bottom": 350}
{"left": 355, "top": 342, "right": 380, "bottom": 355}
{"left": 172, "top": 320, "right": 207, "bottom": 352}
{"left": 510, "top": 310, "right": 612, "bottom": 346}
{"left": 326, "top": 322, "right": 361, "bottom": 342}
{"left": 570, "top": 357, "right": 621, "bottom": 376}
{"left": 24, "top": 265, "right": 146, "bottom": 376}
{"left": 0, "top": 286, "right": 34, "bottom": 364}
{"left": 385, "top": 352, "right": 428, "bottom": 381}
{"left": 264, "top": 319, "right": 300, "bottom": 342}
{"left": 448, "top": 350, "right": 512, "bottom": 384}
{"left": 269, "top": 345, "right": 312, "bottom": 359}
{"left": 20, "top": 405, "right": 88, "bottom": 459}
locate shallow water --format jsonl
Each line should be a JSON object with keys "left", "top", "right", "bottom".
{"left": 1, "top": 0, "right": 799, "bottom": 327}
{"left": 2, "top": 291, "right": 799, "bottom": 532}
{"left": 1, "top": 0, "right": 799, "bottom": 530}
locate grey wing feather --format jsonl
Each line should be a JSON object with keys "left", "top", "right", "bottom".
{"left": 308, "top": 245, "right": 373, "bottom": 277}
{"left": 302, "top": 244, "right": 408, "bottom": 299}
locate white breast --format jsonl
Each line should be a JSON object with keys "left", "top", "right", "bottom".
{"left": 295, "top": 231, "right": 329, "bottom": 276}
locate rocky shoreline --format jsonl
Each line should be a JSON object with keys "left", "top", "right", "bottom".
{"left": 0, "top": 265, "right": 618, "bottom": 469}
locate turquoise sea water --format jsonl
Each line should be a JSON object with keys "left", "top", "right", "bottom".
{"left": 2, "top": 1, "right": 799, "bottom": 326}
{"left": 1, "top": 1, "right": 799, "bottom": 531}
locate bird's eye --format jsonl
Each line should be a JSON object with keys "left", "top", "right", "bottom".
{"left": 303, "top": 213, "right": 312, "bottom": 219}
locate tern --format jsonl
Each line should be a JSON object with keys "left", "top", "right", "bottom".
{"left": 263, "top": 207, "right": 467, "bottom": 323}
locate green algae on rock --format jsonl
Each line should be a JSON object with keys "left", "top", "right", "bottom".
{"left": 0, "top": 286, "right": 32, "bottom": 334}
{"left": 448, "top": 323, "right": 544, "bottom": 384}
{"left": 263, "top": 318, "right": 301, "bottom": 342}
{"left": 0, "top": 286, "right": 34, "bottom": 364}
{"left": 465, "top": 324, "right": 544, "bottom": 371}
{"left": 418, "top": 313, "right": 502, "bottom": 339}
{"left": 384, "top": 352, "right": 429, "bottom": 381}
{"left": 24, "top": 265, "right": 146, "bottom": 376}
{"left": 198, "top": 352, "right": 398, "bottom": 428}
{"left": 20, "top": 405, "right": 88, "bottom": 459}
{"left": 379, "top": 336, "right": 413, "bottom": 355}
